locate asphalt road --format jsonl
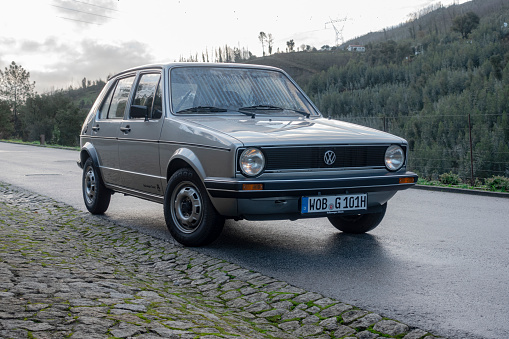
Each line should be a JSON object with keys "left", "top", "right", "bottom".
{"left": 1, "top": 141, "right": 508, "bottom": 339}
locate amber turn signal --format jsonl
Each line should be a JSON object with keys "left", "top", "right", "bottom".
{"left": 399, "top": 177, "right": 415, "bottom": 184}
{"left": 242, "top": 184, "right": 264, "bottom": 191}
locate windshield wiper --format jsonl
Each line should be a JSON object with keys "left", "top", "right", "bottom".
{"left": 289, "top": 109, "right": 311, "bottom": 118}
{"left": 239, "top": 105, "right": 311, "bottom": 118}
{"left": 177, "top": 106, "right": 228, "bottom": 114}
{"left": 238, "top": 105, "right": 283, "bottom": 119}
{"left": 239, "top": 105, "right": 284, "bottom": 111}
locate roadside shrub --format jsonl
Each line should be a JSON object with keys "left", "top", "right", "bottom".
{"left": 439, "top": 172, "right": 461, "bottom": 185}
{"left": 473, "top": 177, "right": 483, "bottom": 187}
{"left": 484, "top": 176, "right": 509, "bottom": 192}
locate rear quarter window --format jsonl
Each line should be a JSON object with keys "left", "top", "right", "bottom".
{"left": 109, "top": 76, "right": 135, "bottom": 119}
{"left": 97, "top": 83, "right": 115, "bottom": 120}
{"left": 97, "top": 76, "right": 135, "bottom": 120}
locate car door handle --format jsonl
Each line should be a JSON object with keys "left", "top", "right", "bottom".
{"left": 92, "top": 125, "right": 100, "bottom": 132}
{"left": 120, "top": 125, "right": 131, "bottom": 133}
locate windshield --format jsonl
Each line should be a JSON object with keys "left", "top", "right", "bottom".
{"left": 170, "top": 67, "right": 317, "bottom": 116}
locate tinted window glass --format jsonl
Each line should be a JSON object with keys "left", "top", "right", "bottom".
{"left": 108, "top": 76, "right": 135, "bottom": 119}
{"left": 132, "top": 73, "right": 161, "bottom": 119}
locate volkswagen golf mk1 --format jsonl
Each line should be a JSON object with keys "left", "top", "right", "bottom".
{"left": 78, "top": 63, "right": 417, "bottom": 246}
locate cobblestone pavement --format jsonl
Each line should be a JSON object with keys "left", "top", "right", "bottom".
{"left": 0, "top": 182, "right": 443, "bottom": 339}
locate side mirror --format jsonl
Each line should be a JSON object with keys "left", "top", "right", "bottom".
{"left": 130, "top": 105, "right": 149, "bottom": 120}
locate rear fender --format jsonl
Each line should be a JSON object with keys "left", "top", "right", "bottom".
{"left": 79, "top": 142, "right": 99, "bottom": 169}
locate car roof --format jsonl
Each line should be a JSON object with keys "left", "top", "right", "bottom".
{"left": 108, "top": 62, "right": 284, "bottom": 81}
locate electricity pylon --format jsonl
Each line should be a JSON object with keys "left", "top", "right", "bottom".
{"left": 325, "top": 17, "right": 348, "bottom": 47}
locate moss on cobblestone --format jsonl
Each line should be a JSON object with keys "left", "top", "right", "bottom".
{"left": 0, "top": 182, "right": 444, "bottom": 339}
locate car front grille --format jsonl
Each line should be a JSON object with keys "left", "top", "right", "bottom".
{"left": 260, "top": 145, "right": 391, "bottom": 171}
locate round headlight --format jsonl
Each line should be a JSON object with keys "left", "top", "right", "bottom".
{"left": 240, "top": 148, "right": 265, "bottom": 176}
{"left": 385, "top": 145, "right": 405, "bottom": 171}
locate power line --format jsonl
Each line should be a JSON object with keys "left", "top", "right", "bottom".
{"left": 51, "top": 4, "right": 117, "bottom": 20}
{"left": 66, "top": 0, "right": 121, "bottom": 12}
{"left": 56, "top": 16, "right": 102, "bottom": 25}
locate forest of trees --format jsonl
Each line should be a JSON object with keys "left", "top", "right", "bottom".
{"left": 300, "top": 6, "right": 509, "bottom": 182}
{"left": 0, "top": 63, "right": 104, "bottom": 146}
{"left": 1, "top": 1, "right": 508, "bottom": 185}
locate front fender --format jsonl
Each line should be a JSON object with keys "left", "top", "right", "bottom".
{"left": 167, "top": 148, "right": 207, "bottom": 182}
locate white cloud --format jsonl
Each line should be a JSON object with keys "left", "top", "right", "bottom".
{"left": 0, "top": 0, "right": 466, "bottom": 92}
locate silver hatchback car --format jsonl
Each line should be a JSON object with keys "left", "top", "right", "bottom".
{"left": 78, "top": 63, "right": 417, "bottom": 246}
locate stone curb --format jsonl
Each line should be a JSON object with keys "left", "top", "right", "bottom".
{"left": 0, "top": 182, "right": 444, "bottom": 339}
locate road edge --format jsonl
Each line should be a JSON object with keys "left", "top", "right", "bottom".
{"left": 2, "top": 140, "right": 507, "bottom": 199}
{"left": 412, "top": 184, "right": 509, "bottom": 199}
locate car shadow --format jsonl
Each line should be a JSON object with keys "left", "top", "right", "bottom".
{"left": 195, "top": 219, "right": 396, "bottom": 280}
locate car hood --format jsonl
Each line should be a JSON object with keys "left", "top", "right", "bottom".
{"left": 181, "top": 116, "right": 405, "bottom": 146}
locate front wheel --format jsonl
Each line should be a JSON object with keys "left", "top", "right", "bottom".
{"left": 328, "top": 203, "right": 387, "bottom": 234}
{"left": 82, "top": 157, "right": 111, "bottom": 214}
{"left": 164, "top": 168, "right": 225, "bottom": 246}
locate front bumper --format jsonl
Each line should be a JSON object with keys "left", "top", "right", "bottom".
{"left": 205, "top": 171, "right": 418, "bottom": 199}
{"left": 204, "top": 171, "right": 418, "bottom": 219}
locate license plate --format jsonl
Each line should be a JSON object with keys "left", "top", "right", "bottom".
{"left": 301, "top": 194, "right": 367, "bottom": 214}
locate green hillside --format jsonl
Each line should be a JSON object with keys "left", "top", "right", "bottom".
{"left": 65, "top": 82, "right": 105, "bottom": 110}
{"left": 247, "top": 51, "right": 352, "bottom": 84}
{"left": 250, "top": 0, "right": 509, "bottom": 182}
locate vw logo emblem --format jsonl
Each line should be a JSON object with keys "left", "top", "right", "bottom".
{"left": 324, "top": 150, "right": 336, "bottom": 165}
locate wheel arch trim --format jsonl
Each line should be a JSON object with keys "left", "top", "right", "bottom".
{"left": 166, "top": 147, "right": 206, "bottom": 182}
{"left": 79, "top": 142, "right": 99, "bottom": 168}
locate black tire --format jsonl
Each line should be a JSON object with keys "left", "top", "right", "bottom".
{"left": 82, "top": 157, "right": 111, "bottom": 214}
{"left": 327, "top": 203, "right": 387, "bottom": 234}
{"left": 164, "top": 168, "right": 225, "bottom": 246}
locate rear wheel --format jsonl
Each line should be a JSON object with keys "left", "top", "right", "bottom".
{"left": 328, "top": 203, "right": 387, "bottom": 234}
{"left": 82, "top": 157, "right": 111, "bottom": 214}
{"left": 164, "top": 168, "right": 224, "bottom": 246}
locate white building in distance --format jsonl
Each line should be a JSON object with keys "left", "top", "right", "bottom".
{"left": 347, "top": 45, "right": 365, "bottom": 52}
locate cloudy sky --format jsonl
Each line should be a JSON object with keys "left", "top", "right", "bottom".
{"left": 1, "top": 0, "right": 466, "bottom": 93}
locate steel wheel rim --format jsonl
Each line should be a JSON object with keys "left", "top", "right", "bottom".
{"left": 84, "top": 166, "right": 97, "bottom": 205}
{"left": 171, "top": 181, "right": 203, "bottom": 234}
